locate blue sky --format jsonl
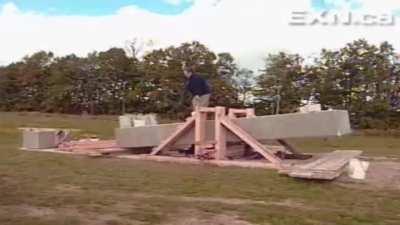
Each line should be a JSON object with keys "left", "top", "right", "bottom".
{"left": 311, "top": 0, "right": 363, "bottom": 11}
{"left": 1, "top": 0, "right": 400, "bottom": 70}
{"left": 311, "top": 0, "right": 400, "bottom": 15}
{"left": 0, "top": 0, "right": 194, "bottom": 15}
{"left": 1, "top": 1, "right": 398, "bottom": 16}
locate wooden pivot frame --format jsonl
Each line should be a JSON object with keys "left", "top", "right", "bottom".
{"left": 151, "top": 106, "right": 282, "bottom": 169}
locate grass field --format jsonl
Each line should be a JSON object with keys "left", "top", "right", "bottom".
{"left": 1, "top": 112, "right": 400, "bottom": 225}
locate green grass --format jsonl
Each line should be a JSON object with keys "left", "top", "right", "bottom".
{"left": 292, "top": 135, "right": 400, "bottom": 157}
{"left": 1, "top": 112, "right": 400, "bottom": 225}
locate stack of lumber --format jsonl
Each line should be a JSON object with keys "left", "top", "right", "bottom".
{"left": 280, "top": 150, "right": 362, "bottom": 180}
{"left": 58, "top": 140, "right": 125, "bottom": 155}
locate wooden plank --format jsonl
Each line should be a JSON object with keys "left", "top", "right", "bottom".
{"left": 220, "top": 117, "right": 281, "bottom": 168}
{"left": 277, "top": 139, "right": 301, "bottom": 154}
{"left": 229, "top": 108, "right": 248, "bottom": 114}
{"left": 117, "top": 155, "right": 276, "bottom": 169}
{"left": 23, "top": 147, "right": 276, "bottom": 170}
{"left": 281, "top": 150, "right": 362, "bottom": 180}
{"left": 199, "top": 107, "right": 217, "bottom": 113}
{"left": 151, "top": 117, "right": 195, "bottom": 155}
{"left": 294, "top": 150, "right": 361, "bottom": 171}
{"left": 21, "top": 147, "right": 75, "bottom": 154}
{"left": 228, "top": 108, "right": 255, "bottom": 118}
{"left": 287, "top": 170, "right": 343, "bottom": 180}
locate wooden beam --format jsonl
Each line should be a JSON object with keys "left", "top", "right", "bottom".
{"left": 228, "top": 108, "right": 248, "bottom": 118}
{"left": 277, "top": 139, "right": 301, "bottom": 154}
{"left": 23, "top": 147, "right": 277, "bottom": 170}
{"left": 117, "top": 155, "right": 276, "bottom": 169}
{"left": 198, "top": 107, "right": 217, "bottom": 113}
{"left": 151, "top": 117, "right": 195, "bottom": 155}
{"left": 220, "top": 117, "right": 281, "bottom": 168}
{"left": 228, "top": 108, "right": 254, "bottom": 118}
{"left": 280, "top": 150, "right": 362, "bottom": 180}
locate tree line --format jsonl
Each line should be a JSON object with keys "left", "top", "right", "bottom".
{"left": 1, "top": 39, "right": 400, "bottom": 129}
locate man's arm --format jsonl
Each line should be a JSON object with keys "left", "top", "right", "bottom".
{"left": 178, "top": 89, "right": 188, "bottom": 106}
{"left": 202, "top": 78, "right": 211, "bottom": 94}
{"left": 178, "top": 81, "right": 190, "bottom": 107}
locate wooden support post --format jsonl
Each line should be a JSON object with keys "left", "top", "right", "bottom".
{"left": 215, "top": 107, "right": 227, "bottom": 160}
{"left": 246, "top": 108, "right": 256, "bottom": 118}
{"left": 195, "top": 107, "right": 207, "bottom": 157}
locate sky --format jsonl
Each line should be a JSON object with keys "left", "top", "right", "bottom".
{"left": 0, "top": 0, "right": 194, "bottom": 15}
{"left": 0, "top": 0, "right": 400, "bottom": 71}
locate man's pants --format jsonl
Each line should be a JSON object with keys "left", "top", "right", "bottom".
{"left": 192, "top": 94, "right": 211, "bottom": 109}
{"left": 185, "top": 94, "right": 211, "bottom": 155}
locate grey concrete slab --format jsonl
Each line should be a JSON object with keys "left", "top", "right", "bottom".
{"left": 22, "top": 129, "right": 58, "bottom": 149}
{"left": 116, "top": 110, "right": 352, "bottom": 148}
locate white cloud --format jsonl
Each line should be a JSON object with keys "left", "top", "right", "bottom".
{"left": 0, "top": 0, "right": 399, "bottom": 71}
{"left": 163, "top": 0, "right": 193, "bottom": 6}
{"left": 1, "top": 2, "right": 19, "bottom": 14}
{"left": 319, "top": 0, "right": 400, "bottom": 13}
{"left": 359, "top": 0, "right": 400, "bottom": 13}
{"left": 319, "top": 0, "right": 363, "bottom": 10}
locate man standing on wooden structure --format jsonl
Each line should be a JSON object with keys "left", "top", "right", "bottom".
{"left": 181, "top": 65, "right": 212, "bottom": 109}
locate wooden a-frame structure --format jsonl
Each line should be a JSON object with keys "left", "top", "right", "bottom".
{"left": 151, "top": 106, "right": 284, "bottom": 169}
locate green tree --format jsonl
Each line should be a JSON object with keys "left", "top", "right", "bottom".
{"left": 11, "top": 51, "right": 54, "bottom": 111}
{"left": 96, "top": 48, "right": 140, "bottom": 114}
{"left": 310, "top": 39, "right": 399, "bottom": 127}
{"left": 0, "top": 64, "right": 20, "bottom": 111}
{"left": 233, "top": 68, "right": 255, "bottom": 106}
{"left": 255, "top": 52, "right": 305, "bottom": 114}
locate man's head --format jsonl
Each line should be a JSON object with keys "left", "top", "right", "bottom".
{"left": 183, "top": 65, "right": 194, "bottom": 78}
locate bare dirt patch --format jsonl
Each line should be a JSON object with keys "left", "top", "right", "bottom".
{"left": 337, "top": 160, "right": 400, "bottom": 190}
{"left": 54, "top": 184, "right": 83, "bottom": 193}
{"left": 2, "top": 203, "right": 256, "bottom": 225}
{"left": 115, "top": 192, "right": 311, "bottom": 210}
{"left": 0, "top": 205, "right": 144, "bottom": 225}
{"left": 162, "top": 209, "right": 253, "bottom": 225}
{"left": 364, "top": 161, "right": 400, "bottom": 188}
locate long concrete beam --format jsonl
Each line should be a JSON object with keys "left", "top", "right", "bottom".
{"left": 116, "top": 110, "right": 352, "bottom": 148}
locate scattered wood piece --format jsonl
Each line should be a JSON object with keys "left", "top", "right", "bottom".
{"left": 280, "top": 150, "right": 362, "bottom": 180}
{"left": 117, "top": 155, "right": 276, "bottom": 169}
{"left": 277, "top": 139, "right": 301, "bottom": 154}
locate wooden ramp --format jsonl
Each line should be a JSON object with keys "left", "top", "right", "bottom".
{"left": 280, "top": 150, "right": 362, "bottom": 180}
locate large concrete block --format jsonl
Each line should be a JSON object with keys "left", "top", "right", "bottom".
{"left": 22, "top": 129, "right": 58, "bottom": 149}
{"left": 116, "top": 110, "right": 352, "bottom": 148}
